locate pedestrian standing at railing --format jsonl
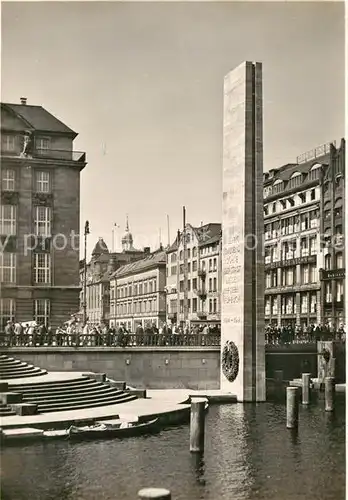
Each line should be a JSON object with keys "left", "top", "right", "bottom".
{"left": 5, "top": 321, "right": 14, "bottom": 346}
{"left": 14, "top": 321, "right": 23, "bottom": 346}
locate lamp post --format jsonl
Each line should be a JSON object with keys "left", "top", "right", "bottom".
{"left": 83, "top": 220, "right": 90, "bottom": 325}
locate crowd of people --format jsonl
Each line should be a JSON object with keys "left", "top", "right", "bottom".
{"left": 265, "top": 323, "right": 346, "bottom": 344}
{"left": 1, "top": 318, "right": 346, "bottom": 348}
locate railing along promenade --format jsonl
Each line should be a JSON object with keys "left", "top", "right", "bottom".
{"left": 0, "top": 332, "right": 342, "bottom": 349}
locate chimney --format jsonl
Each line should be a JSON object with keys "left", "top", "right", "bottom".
{"left": 20, "top": 97, "right": 27, "bottom": 105}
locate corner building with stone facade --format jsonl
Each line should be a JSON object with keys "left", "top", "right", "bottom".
{"left": 263, "top": 139, "right": 345, "bottom": 328}
{"left": 0, "top": 99, "right": 86, "bottom": 329}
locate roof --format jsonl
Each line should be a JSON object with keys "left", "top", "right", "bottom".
{"left": 1, "top": 103, "right": 77, "bottom": 137}
{"left": 113, "top": 250, "right": 166, "bottom": 279}
{"left": 167, "top": 223, "right": 222, "bottom": 252}
{"left": 92, "top": 237, "right": 109, "bottom": 257}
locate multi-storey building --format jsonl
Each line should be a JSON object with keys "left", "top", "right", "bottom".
{"left": 109, "top": 248, "right": 166, "bottom": 331}
{"left": 166, "top": 223, "right": 221, "bottom": 326}
{"left": 263, "top": 139, "right": 345, "bottom": 328}
{"left": 0, "top": 98, "right": 86, "bottom": 329}
{"left": 80, "top": 221, "right": 148, "bottom": 326}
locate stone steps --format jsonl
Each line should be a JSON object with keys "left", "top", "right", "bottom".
{"left": 0, "top": 354, "right": 47, "bottom": 379}
{"left": 22, "top": 387, "right": 123, "bottom": 402}
{"left": 35, "top": 393, "right": 137, "bottom": 413}
{"left": 10, "top": 378, "right": 97, "bottom": 392}
{"left": 0, "top": 403, "right": 16, "bottom": 416}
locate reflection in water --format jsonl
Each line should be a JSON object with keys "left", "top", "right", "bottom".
{"left": 0, "top": 397, "right": 345, "bottom": 500}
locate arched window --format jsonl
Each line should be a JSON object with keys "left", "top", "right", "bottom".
{"left": 179, "top": 250, "right": 184, "bottom": 260}
{"left": 272, "top": 179, "right": 283, "bottom": 195}
{"left": 288, "top": 172, "right": 302, "bottom": 189}
{"left": 308, "top": 163, "right": 322, "bottom": 181}
{"left": 334, "top": 197, "right": 343, "bottom": 218}
{"left": 324, "top": 254, "right": 331, "bottom": 270}
{"left": 192, "top": 247, "right": 197, "bottom": 258}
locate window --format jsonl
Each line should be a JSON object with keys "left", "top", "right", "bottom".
{"left": 192, "top": 278, "right": 197, "bottom": 290}
{"left": 213, "top": 258, "right": 217, "bottom": 271}
{"left": 281, "top": 295, "right": 295, "bottom": 315}
{"left": 209, "top": 278, "right": 212, "bottom": 292}
{"left": 325, "top": 283, "right": 332, "bottom": 303}
{"left": 179, "top": 264, "right": 184, "bottom": 275}
{"left": 266, "top": 272, "right": 271, "bottom": 288}
{"left": 0, "top": 252, "right": 16, "bottom": 283}
{"left": 134, "top": 284, "right": 138, "bottom": 295}
{"left": 301, "top": 237, "right": 309, "bottom": 257}
{"left": 129, "top": 285, "right": 132, "bottom": 296}
{"left": 272, "top": 202, "right": 276, "bottom": 213}
{"left": 1, "top": 169, "right": 15, "bottom": 191}
{"left": 35, "top": 171, "right": 50, "bottom": 193}
{"left": 180, "top": 281, "right": 184, "bottom": 292}
{"left": 180, "top": 300, "right": 184, "bottom": 314}
{"left": 171, "top": 253, "right": 177, "bottom": 263}
{"left": 34, "top": 206, "right": 51, "bottom": 236}
{"left": 34, "top": 299, "right": 50, "bottom": 326}
{"left": 0, "top": 205, "right": 16, "bottom": 235}
{"left": 309, "top": 237, "right": 317, "bottom": 255}
{"left": 192, "top": 247, "right": 197, "bottom": 258}
{"left": 2, "top": 135, "right": 15, "bottom": 152}
{"left": 0, "top": 298, "right": 15, "bottom": 330}
{"left": 271, "top": 296, "right": 278, "bottom": 315}
{"left": 300, "top": 293, "right": 308, "bottom": 314}
{"left": 179, "top": 250, "right": 184, "bottom": 260}
{"left": 170, "top": 299, "right": 177, "bottom": 314}
{"left": 309, "top": 264, "right": 317, "bottom": 283}
{"left": 192, "top": 298, "right": 197, "bottom": 313}
{"left": 188, "top": 263, "right": 191, "bottom": 273}
{"left": 300, "top": 213, "right": 309, "bottom": 231}
{"left": 149, "top": 281, "right": 153, "bottom": 293}
{"left": 308, "top": 163, "right": 321, "bottom": 181}
{"left": 34, "top": 253, "right": 51, "bottom": 284}
{"left": 213, "top": 277, "right": 217, "bottom": 292}
{"left": 310, "top": 189, "right": 316, "bottom": 201}
{"left": 336, "top": 280, "right": 344, "bottom": 302}
{"left": 310, "top": 293, "right": 317, "bottom": 313}
{"left": 153, "top": 279, "right": 157, "bottom": 291}
{"left": 192, "top": 261, "right": 197, "bottom": 272}
{"left": 324, "top": 254, "right": 332, "bottom": 271}
{"left": 213, "top": 299, "right": 217, "bottom": 313}
{"left": 209, "top": 299, "right": 212, "bottom": 314}
{"left": 301, "top": 264, "right": 309, "bottom": 284}
{"left": 138, "top": 283, "right": 143, "bottom": 295}
{"left": 187, "top": 248, "right": 191, "bottom": 259}
{"left": 265, "top": 297, "right": 271, "bottom": 315}
{"left": 187, "top": 280, "right": 191, "bottom": 292}
{"left": 336, "top": 252, "right": 343, "bottom": 269}
{"left": 272, "top": 179, "right": 283, "bottom": 194}
{"left": 282, "top": 267, "right": 295, "bottom": 286}
{"left": 209, "top": 259, "right": 212, "bottom": 272}
{"left": 171, "top": 266, "right": 177, "bottom": 276}
{"left": 36, "top": 137, "right": 51, "bottom": 152}
{"left": 288, "top": 172, "right": 302, "bottom": 189}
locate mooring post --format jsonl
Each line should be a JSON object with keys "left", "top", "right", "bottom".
{"left": 324, "top": 377, "right": 335, "bottom": 412}
{"left": 138, "top": 488, "right": 171, "bottom": 499}
{"left": 274, "top": 370, "right": 283, "bottom": 393}
{"left": 190, "top": 398, "right": 206, "bottom": 453}
{"left": 286, "top": 387, "right": 299, "bottom": 429}
{"left": 302, "top": 373, "right": 311, "bottom": 405}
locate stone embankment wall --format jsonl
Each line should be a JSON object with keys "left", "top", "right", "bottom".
{"left": 1, "top": 344, "right": 334, "bottom": 389}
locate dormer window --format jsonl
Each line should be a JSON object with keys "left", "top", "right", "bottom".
{"left": 288, "top": 172, "right": 302, "bottom": 189}
{"left": 36, "top": 137, "right": 51, "bottom": 154}
{"left": 2, "top": 134, "right": 15, "bottom": 152}
{"left": 272, "top": 179, "right": 283, "bottom": 195}
{"left": 308, "top": 163, "right": 321, "bottom": 182}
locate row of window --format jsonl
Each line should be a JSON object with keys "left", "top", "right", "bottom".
{"left": 169, "top": 297, "right": 218, "bottom": 314}
{"left": 265, "top": 293, "right": 318, "bottom": 316}
{"left": 112, "top": 298, "right": 158, "bottom": 316}
{"left": 168, "top": 258, "right": 218, "bottom": 277}
{"left": 264, "top": 165, "right": 322, "bottom": 199}
{"left": 0, "top": 253, "right": 51, "bottom": 284}
{"left": 265, "top": 264, "right": 318, "bottom": 288}
{"left": 1, "top": 169, "right": 50, "bottom": 193}
{"left": 2, "top": 135, "right": 51, "bottom": 153}
{"left": 0, "top": 205, "right": 51, "bottom": 236}
{"left": 178, "top": 277, "right": 218, "bottom": 292}
{"left": 265, "top": 210, "right": 318, "bottom": 240}
{"left": 264, "top": 189, "right": 317, "bottom": 215}
{"left": 0, "top": 298, "right": 50, "bottom": 329}
{"left": 114, "top": 278, "right": 158, "bottom": 299}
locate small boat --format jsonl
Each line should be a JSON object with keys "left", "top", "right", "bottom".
{"left": 67, "top": 418, "right": 159, "bottom": 440}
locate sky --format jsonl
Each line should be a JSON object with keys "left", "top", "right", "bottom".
{"left": 1, "top": 1, "right": 345, "bottom": 258}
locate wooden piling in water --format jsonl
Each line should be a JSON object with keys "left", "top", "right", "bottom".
{"left": 301, "top": 373, "right": 311, "bottom": 405}
{"left": 286, "top": 387, "right": 299, "bottom": 429}
{"left": 190, "top": 398, "right": 206, "bottom": 453}
{"left": 138, "top": 488, "right": 171, "bottom": 499}
{"left": 325, "top": 377, "right": 335, "bottom": 412}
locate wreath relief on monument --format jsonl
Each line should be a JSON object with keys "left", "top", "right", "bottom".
{"left": 222, "top": 340, "right": 239, "bottom": 382}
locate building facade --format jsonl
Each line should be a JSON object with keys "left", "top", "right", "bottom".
{"left": 80, "top": 223, "right": 148, "bottom": 326}
{"left": 165, "top": 223, "right": 222, "bottom": 326}
{"left": 263, "top": 139, "right": 345, "bottom": 328}
{"left": 0, "top": 98, "right": 86, "bottom": 329}
{"left": 109, "top": 249, "right": 166, "bottom": 331}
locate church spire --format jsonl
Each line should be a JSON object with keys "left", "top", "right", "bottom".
{"left": 125, "top": 214, "right": 129, "bottom": 233}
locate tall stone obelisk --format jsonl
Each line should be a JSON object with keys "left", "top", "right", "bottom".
{"left": 221, "top": 61, "right": 266, "bottom": 402}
